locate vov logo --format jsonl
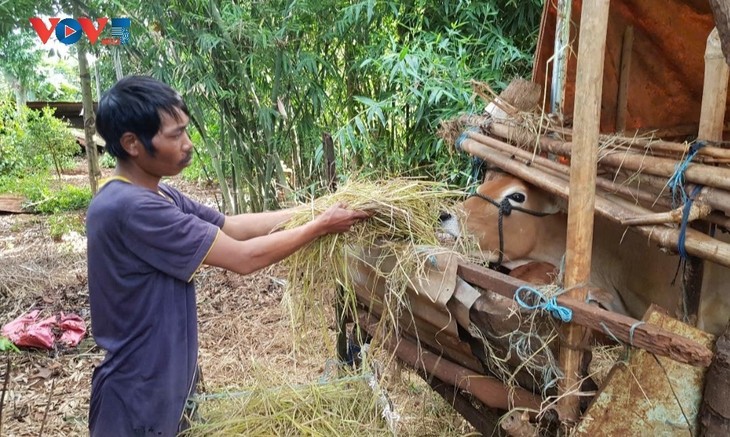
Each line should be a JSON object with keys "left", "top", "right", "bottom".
{"left": 29, "top": 17, "right": 131, "bottom": 46}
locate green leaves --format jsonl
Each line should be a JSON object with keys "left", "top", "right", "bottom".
{"left": 112, "top": 0, "right": 541, "bottom": 211}
{"left": 0, "top": 336, "right": 19, "bottom": 353}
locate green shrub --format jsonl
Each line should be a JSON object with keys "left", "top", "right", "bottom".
{"left": 0, "top": 173, "right": 92, "bottom": 214}
{"left": 27, "top": 183, "right": 91, "bottom": 214}
{"left": 48, "top": 213, "right": 86, "bottom": 241}
{"left": 0, "top": 100, "right": 78, "bottom": 177}
{"left": 100, "top": 152, "right": 116, "bottom": 169}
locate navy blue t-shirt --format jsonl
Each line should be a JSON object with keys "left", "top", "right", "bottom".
{"left": 86, "top": 178, "right": 224, "bottom": 436}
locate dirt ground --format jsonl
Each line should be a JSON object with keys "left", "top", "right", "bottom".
{"left": 0, "top": 163, "right": 475, "bottom": 436}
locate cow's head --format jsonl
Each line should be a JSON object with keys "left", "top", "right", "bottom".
{"left": 441, "top": 171, "right": 564, "bottom": 267}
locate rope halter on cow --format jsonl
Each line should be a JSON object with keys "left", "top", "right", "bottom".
{"left": 468, "top": 191, "right": 552, "bottom": 269}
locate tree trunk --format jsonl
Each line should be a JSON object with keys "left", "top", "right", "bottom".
{"left": 76, "top": 38, "right": 101, "bottom": 194}
{"left": 13, "top": 81, "right": 26, "bottom": 115}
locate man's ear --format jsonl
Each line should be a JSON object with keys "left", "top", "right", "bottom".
{"left": 120, "top": 133, "right": 140, "bottom": 157}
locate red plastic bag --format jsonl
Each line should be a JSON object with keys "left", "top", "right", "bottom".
{"left": 1, "top": 310, "right": 86, "bottom": 349}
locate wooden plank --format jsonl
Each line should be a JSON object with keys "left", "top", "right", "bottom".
{"left": 458, "top": 263, "right": 714, "bottom": 368}
{"left": 0, "top": 196, "right": 25, "bottom": 214}
{"left": 574, "top": 307, "right": 715, "bottom": 436}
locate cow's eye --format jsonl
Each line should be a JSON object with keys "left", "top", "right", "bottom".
{"left": 508, "top": 193, "right": 526, "bottom": 203}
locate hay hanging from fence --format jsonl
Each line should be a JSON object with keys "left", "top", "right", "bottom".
{"left": 281, "top": 177, "right": 478, "bottom": 345}
{"left": 469, "top": 282, "right": 564, "bottom": 397}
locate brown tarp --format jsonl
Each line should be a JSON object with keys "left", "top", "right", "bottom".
{"left": 534, "top": 0, "right": 729, "bottom": 137}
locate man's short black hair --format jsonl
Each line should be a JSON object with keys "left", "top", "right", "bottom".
{"left": 96, "top": 76, "right": 189, "bottom": 160}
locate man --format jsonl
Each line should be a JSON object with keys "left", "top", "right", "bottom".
{"left": 86, "top": 75, "right": 368, "bottom": 436}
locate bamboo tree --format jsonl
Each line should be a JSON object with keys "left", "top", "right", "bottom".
{"left": 71, "top": 1, "right": 101, "bottom": 194}
{"left": 115, "top": 0, "right": 541, "bottom": 212}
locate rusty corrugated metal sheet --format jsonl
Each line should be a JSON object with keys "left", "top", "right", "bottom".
{"left": 574, "top": 307, "right": 716, "bottom": 436}
{"left": 533, "top": 0, "right": 726, "bottom": 137}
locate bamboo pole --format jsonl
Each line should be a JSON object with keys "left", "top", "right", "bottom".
{"left": 457, "top": 137, "right": 730, "bottom": 268}
{"left": 609, "top": 169, "right": 730, "bottom": 219}
{"left": 544, "top": 124, "right": 730, "bottom": 159}
{"left": 465, "top": 130, "right": 673, "bottom": 211}
{"left": 555, "top": 0, "right": 610, "bottom": 420}
{"left": 490, "top": 121, "right": 730, "bottom": 217}
{"left": 491, "top": 122, "right": 730, "bottom": 192}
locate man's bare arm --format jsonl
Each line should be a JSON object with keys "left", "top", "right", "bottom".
{"left": 221, "top": 206, "right": 302, "bottom": 241}
{"left": 206, "top": 203, "right": 368, "bottom": 275}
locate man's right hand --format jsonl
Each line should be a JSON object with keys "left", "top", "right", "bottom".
{"left": 206, "top": 202, "right": 370, "bottom": 276}
{"left": 312, "top": 202, "right": 371, "bottom": 236}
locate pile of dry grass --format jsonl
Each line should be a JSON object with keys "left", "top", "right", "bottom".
{"left": 184, "top": 368, "right": 390, "bottom": 436}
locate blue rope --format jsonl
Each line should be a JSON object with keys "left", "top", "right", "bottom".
{"left": 599, "top": 322, "right": 622, "bottom": 344}
{"left": 629, "top": 321, "right": 645, "bottom": 346}
{"left": 468, "top": 156, "right": 485, "bottom": 192}
{"left": 677, "top": 185, "right": 703, "bottom": 259}
{"left": 668, "top": 141, "right": 705, "bottom": 208}
{"left": 455, "top": 131, "right": 469, "bottom": 152}
{"left": 455, "top": 127, "right": 481, "bottom": 152}
{"left": 515, "top": 286, "right": 573, "bottom": 322}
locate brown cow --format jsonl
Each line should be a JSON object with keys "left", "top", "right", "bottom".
{"left": 441, "top": 171, "right": 730, "bottom": 335}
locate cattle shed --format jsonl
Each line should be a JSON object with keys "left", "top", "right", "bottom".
{"left": 345, "top": 1, "right": 730, "bottom": 436}
{"left": 25, "top": 101, "right": 96, "bottom": 130}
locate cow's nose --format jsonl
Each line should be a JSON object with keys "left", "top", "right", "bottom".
{"left": 438, "top": 212, "right": 452, "bottom": 223}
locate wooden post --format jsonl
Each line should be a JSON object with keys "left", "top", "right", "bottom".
{"left": 323, "top": 131, "right": 348, "bottom": 362}
{"left": 698, "top": 28, "right": 729, "bottom": 141}
{"left": 697, "top": 38, "right": 730, "bottom": 435}
{"left": 322, "top": 132, "right": 337, "bottom": 192}
{"left": 615, "top": 25, "right": 633, "bottom": 133}
{"left": 686, "top": 27, "right": 730, "bottom": 323}
{"left": 558, "top": 0, "right": 611, "bottom": 422}
{"left": 551, "top": 0, "right": 573, "bottom": 116}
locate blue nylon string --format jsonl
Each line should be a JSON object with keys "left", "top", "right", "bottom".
{"left": 599, "top": 321, "right": 622, "bottom": 344}
{"left": 468, "top": 156, "right": 485, "bottom": 192}
{"left": 677, "top": 185, "right": 703, "bottom": 259}
{"left": 515, "top": 286, "right": 573, "bottom": 323}
{"left": 455, "top": 127, "right": 481, "bottom": 153}
{"left": 629, "top": 321, "right": 645, "bottom": 347}
{"left": 668, "top": 141, "right": 705, "bottom": 208}
{"left": 455, "top": 130, "right": 470, "bottom": 152}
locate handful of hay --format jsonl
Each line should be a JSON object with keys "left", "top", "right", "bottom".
{"left": 282, "top": 178, "right": 473, "bottom": 341}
